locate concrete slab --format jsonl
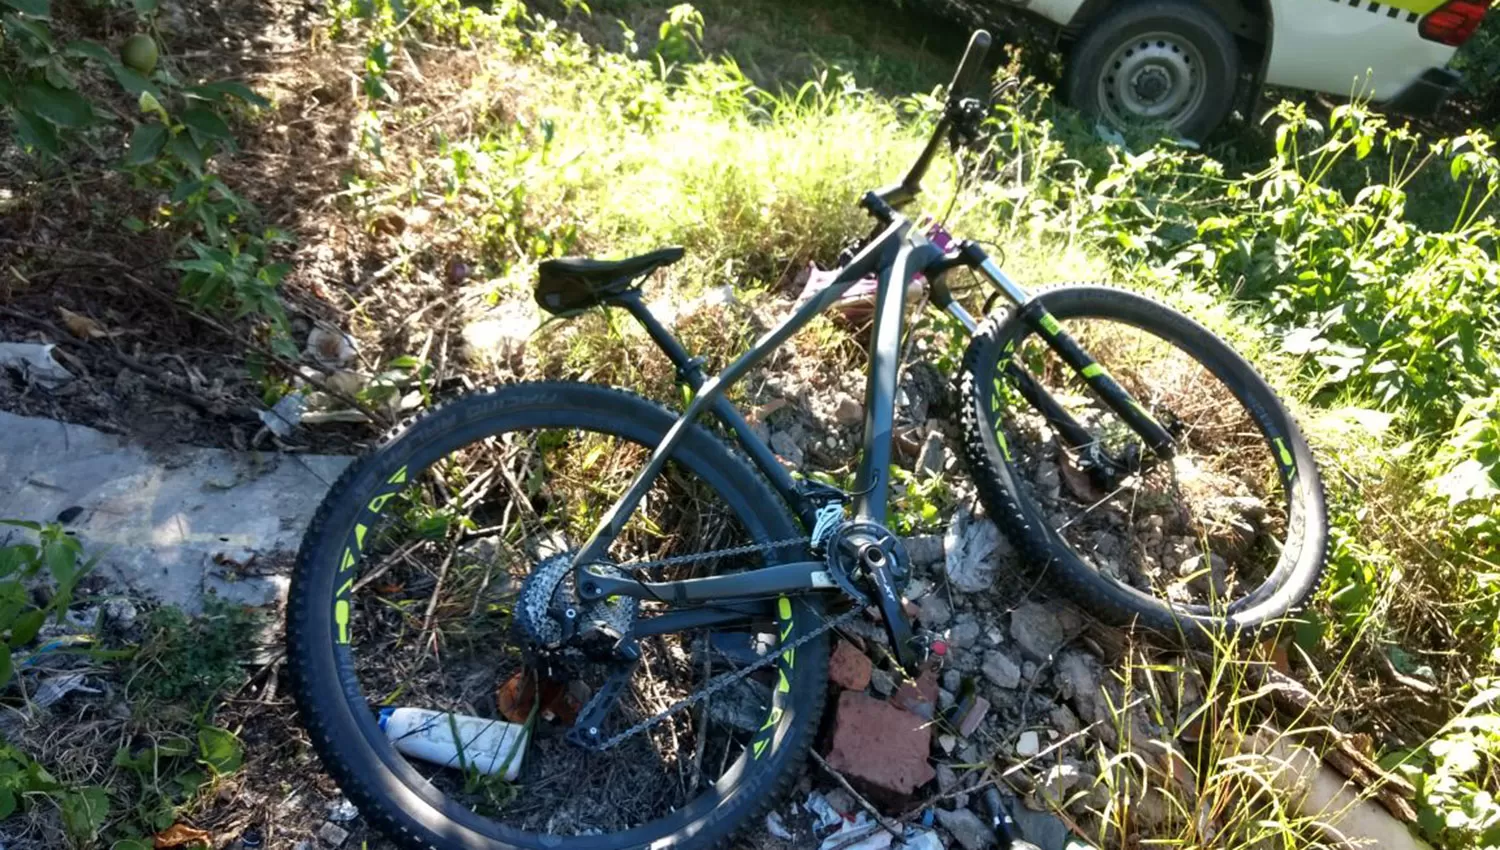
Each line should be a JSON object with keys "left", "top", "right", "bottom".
{"left": 0, "top": 411, "right": 353, "bottom": 612}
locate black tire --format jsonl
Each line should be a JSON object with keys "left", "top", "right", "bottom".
{"left": 959, "top": 285, "right": 1328, "bottom": 640}
{"left": 287, "top": 382, "right": 829, "bottom": 850}
{"left": 1065, "top": 0, "right": 1240, "bottom": 140}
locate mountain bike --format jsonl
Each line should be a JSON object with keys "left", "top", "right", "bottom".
{"left": 287, "top": 29, "right": 1328, "bottom": 850}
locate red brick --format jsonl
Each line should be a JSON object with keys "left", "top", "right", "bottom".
{"left": 829, "top": 639, "right": 872, "bottom": 691}
{"left": 825, "top": 691, "right": 936, "bottom": 803}
{"left": 890, "top": 668, "right": 939, "bottom": 719}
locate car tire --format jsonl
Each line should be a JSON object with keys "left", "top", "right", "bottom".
{"left": 1065, "top": 0, "right": 1241, "bottom": 140}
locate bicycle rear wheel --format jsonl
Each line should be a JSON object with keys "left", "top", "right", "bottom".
{"left": 287, "top": 382, "right": 829, "bottom": 850}
{"left": 959, "top": 285, "right": 1328, "bottom": 639}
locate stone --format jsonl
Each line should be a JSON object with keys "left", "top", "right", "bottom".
{"left": 1179, "top": 553, "right": 1230, "bottom": 598}
{"left": 916, "top": 431, "right": 947, "bottom": 477}
{"left": 825, "top": 691, "right": 936, "bottom": 802}
{"left": 938, "top": 688, "right": 956, "bottom": 711}
{"left": 1015, "top": 730, "right": 1041, "bottom": 757}
{"left": 1054, "top": 652, "right": 1109, "bottom": 731}
{"left": 0, "top": 411, "right": 352, "bottom": 614}
{"left": 0, "top": 342, "right": 73, "bottom": 386}
{"left": 956, "top": 695, "right": 991, "bottom": 738}
{"left": 870, "top": 668, "right": 897, "bottom": 697}
{"left": 943, "top": 503, "right": 1015, "bottom": 593}
{"left": 326, "top": 798, "right": 359, "bottom": 822}
{"left": 1009, "top": 802, "right": 1072, "bottom": 849}
{"left": 460, "top": 311, "right": 531, "bottom": 366}
{"left": 981, "top": 650, "right": 1022, "bottom": 690}
{"left": 1035, "top": 462, "right": 1061, "bottom": 503}
{"left": 1022, "top": 661, "right": 1039, "bottom": 682}
{"left": 984, "top": 626, "right": 1005, "bottom": 646}
{"left": 916, "top": 593, "right": 952, "bottom": 629}
{"left": 306, "top": 326, "right": 358, "bottom": 369}
{"left": 1035, "top": 763, "right": 1084, "bottom": 808}
{"left": 934, "top": 806, "right": 996, "bottom": 850}
{"left": 891, "top": 669, "right": 939, "bottom": 719}
{"left": 770, "top": 430, "right": 804, "bottom": 467}
{"left": 937, "top": 734, "right": 958, "bottom": 755}
{"left": 942, "top": 669, "right": 963, "bottom": 692}
{"left": 102, "top": 598, "right": 137, "bottom": 629}
{"left": 902, "top": 829, "right": 946, "bottom": 850}
{"left": 829, "top": 640, "right": 873, "bottom": 691}
{"left": 936, "top": 763, "right": 961, "bottom": 792}
{"left": 832, "top": 392, "right": 864, "bottom": 427}
{"left": 947, "top": 621, "right": 981, "bottom": 649}
{"left": 904, "top": 534, "right": 945, "bottom": 568}
{"left": 1009, "top": 602, "right": 1085, "bottom": 662}
{"left": 1049, "top": 704, "right": 1082, "bottom": 737}
{"left": 317, "top": 821, "right": 350, "bottom": 847}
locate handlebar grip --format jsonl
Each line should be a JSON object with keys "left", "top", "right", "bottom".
{"left": 947, "top": 29, "right": 992, "bottom": 99}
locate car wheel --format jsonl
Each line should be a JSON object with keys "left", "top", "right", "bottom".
{"left": 1065, "top": 0, "right": 1240, "bottom": 140}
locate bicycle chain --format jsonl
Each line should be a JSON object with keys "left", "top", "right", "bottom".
{"left": 571, "top": 535, "right": 858, "bottom": 752}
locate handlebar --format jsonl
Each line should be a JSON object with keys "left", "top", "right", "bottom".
{"left": 873, "top": 29, "right": 991, "bottom": 212}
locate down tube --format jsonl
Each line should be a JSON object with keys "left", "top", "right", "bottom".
{"left": 568, "top": 221, "right": 907, "bottom": 594}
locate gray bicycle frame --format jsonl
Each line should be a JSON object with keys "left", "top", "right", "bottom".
{"left": 569, "top": 213, "right": 1000, "bottom": 608}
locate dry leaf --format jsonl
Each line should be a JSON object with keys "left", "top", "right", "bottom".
{"left": 154, "top": 822, "right": 212, "bottom": 849}
{"left": 58, "top": 307, "right": 106, "bottom": 339}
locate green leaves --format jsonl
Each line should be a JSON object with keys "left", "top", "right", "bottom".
{"left": 196, "top": 726, "right": 243, "bottom": 774}
{"left": 19, "top": 80, "right": 92, "bottom": 127}
{"left": 180, "top": 106, "right": 233, "bottom": 148}
{"left": 58, "top": 785, "right": 109, "bottom": 844}
{"left": 125, "top": 122, "right": 168, "bottom": 165}
{"left": 187, "top": 80, "right": 270, "bottom": 108}
{"left": 1, "top": 0, "right": 49, "bottom": 18}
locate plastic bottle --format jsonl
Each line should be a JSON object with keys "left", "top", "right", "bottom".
{"left": 379, "top": 707, "right": 529, "bottom": 781}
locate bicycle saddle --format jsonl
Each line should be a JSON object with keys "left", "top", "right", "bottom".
{"left": 535, "top": 247, "right": 684, "bottom": 315}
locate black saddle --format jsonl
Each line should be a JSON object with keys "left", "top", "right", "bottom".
{"left": 535, "top": 247, "right": 684, "bottom": 315}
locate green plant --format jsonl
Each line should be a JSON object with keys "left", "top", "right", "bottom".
{"left": 0, "top": 521, "right": 98, "bottom": 687}
{"left": 129, "top": 597, "right": 260, "bottom": 709}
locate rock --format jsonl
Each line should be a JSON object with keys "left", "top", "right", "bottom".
{"left": 825, "top": 691, "right": 936, "bottom": 802}
{"left": 461, "top": 311, "right": 532, "bottom": 366}
{"left": 0, "top": 411, "right": 351, "bottom": 614}
{"left": 0, "top": 342, "right": 74, "bottom": 386}
{"left": 937, "top": 734, "right": 958, "bottom": 755}
{"left": 916, "top": 593, "right": 953, "bottom": 629}
{"left": 326, "top": 798, "right": 359, "bottom": 822}
{"left": 916, "top": 431, "right": 946, "bottom": 477}
{"left": 938, "top": 688, "right": 956, "bottom": 711}
{"left": 294, "top": 842, "right": 316, "bottom": 850}
{"left": 306, "top": 327, "right": 357, "bottom": 369}
{"left": 984, "top": 626, "right": 1004, "bottom": 646}
{"left": 823, "top": 787, "right": 856, "bottom": 817}
{"left": 937, "top": 763, "right": 961, "bottom": 792}
{"left": 1179, "top": 553, "right": 1229, "bottom": 598}
{"left": 1035, "top": 763, "right": 1084, "bottom": 808}
{"left": 317, "top": 821, "right": 350, "bottom": 847}
{"left": 770, "top": 430, "right": 804, "bottom": 467}
{"left": 981, "top": 650, "right": 1022, "bottom": 690}
{"left": 901, "top": 829, "right": 946, "bottom": 850}
{"left": 948, "top": 621, "right": 981, "bottom": 649}
{"left": 1022, "top": 661, "right": 1039, "bottom": 682}
{"left": 943, "top": 504, "right": 1014, "bottom": 593}
{"left": 871, "top": 668, "right": 897, "bottom": 697}
{"left": 1009, "top": 602, "right": 1085, "bottom": 662}
{"left": 1049, "top": 704, "right": 1082, "bottom": 737}
{"left": 1009, "top": 802, "right": 1072, "bottom": 849}
{"left": 1015, "top": 730, "right": 1041, "bottom": 757}
{"left": 829, "top": 640, "right": 873, "bottom": 691}
{"left": 832, "top": 392, "right": 864, "bottom": 427}
{"left": 934, "top": 806, "right": 996, "bottom": 850}
{"left": 1035, "top": 462, "right": 1061, "bottom": 503}
{"left": 891, "top": 669, "right": 939, "bottom": 719}
{"left": 102, "top": 598, "right": 137, "bottom": 629}
{"left": 905, "top": 534, "right": 945, "bottom": 568}
{"left": 956, "top": 695, "right": 991, "bottom": 738}
{"left": 942, "top": 670, "right": 963, "bottom": 692}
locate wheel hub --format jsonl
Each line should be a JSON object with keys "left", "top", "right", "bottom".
{"left": 1098, "top": 33, "right": 1206, "bottom": 130}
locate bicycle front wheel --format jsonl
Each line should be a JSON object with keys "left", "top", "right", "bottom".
{"left": 959, "top": 285, "right": 1328, "bottom": 639}
{"left": 287, "top": 382, "right": 829, "bottom": 850}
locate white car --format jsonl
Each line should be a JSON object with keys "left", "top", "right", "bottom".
{"left": 1009, "top": 0, "right": 1488, "bottom": 137}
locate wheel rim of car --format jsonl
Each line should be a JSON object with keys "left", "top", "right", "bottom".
{"left": 1098, "top": 32, "right": 1206, "bottom": 130}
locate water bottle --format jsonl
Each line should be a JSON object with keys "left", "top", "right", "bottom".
{"left": 379, "top": 707, "right": 529, "bottom": 781}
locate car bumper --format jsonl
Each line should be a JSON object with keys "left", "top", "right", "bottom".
{"left": 1384, "top": 68, "right": 1463, "bottom": 118}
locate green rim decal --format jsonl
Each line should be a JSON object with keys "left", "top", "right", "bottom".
{"left": 1038, "top": 314, "right": 1061, "bottom": 337}
{"left": 387, "top": 465, "right": 408, "bottom": 485}
{"left": 754, "top": 597, "right": 798, "bottom": 759}
{"left": 354, "top": 523, "right": 368, "bottom": 551}
{"left": 1081, "top": 363, "right": 1106, "bottom": 379}
{"left": 335, "top": 599, "right": 350, "bottom": 643}
{"left": 1274, "top": 437, "right": 1294, "bottom": 467}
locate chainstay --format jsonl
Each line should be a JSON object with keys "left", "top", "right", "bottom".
{"left": 614, "top": 536, "right": 810, "bottom": 574}
{"left": 591, "top": 606, "right": 859, "bottom": 751}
